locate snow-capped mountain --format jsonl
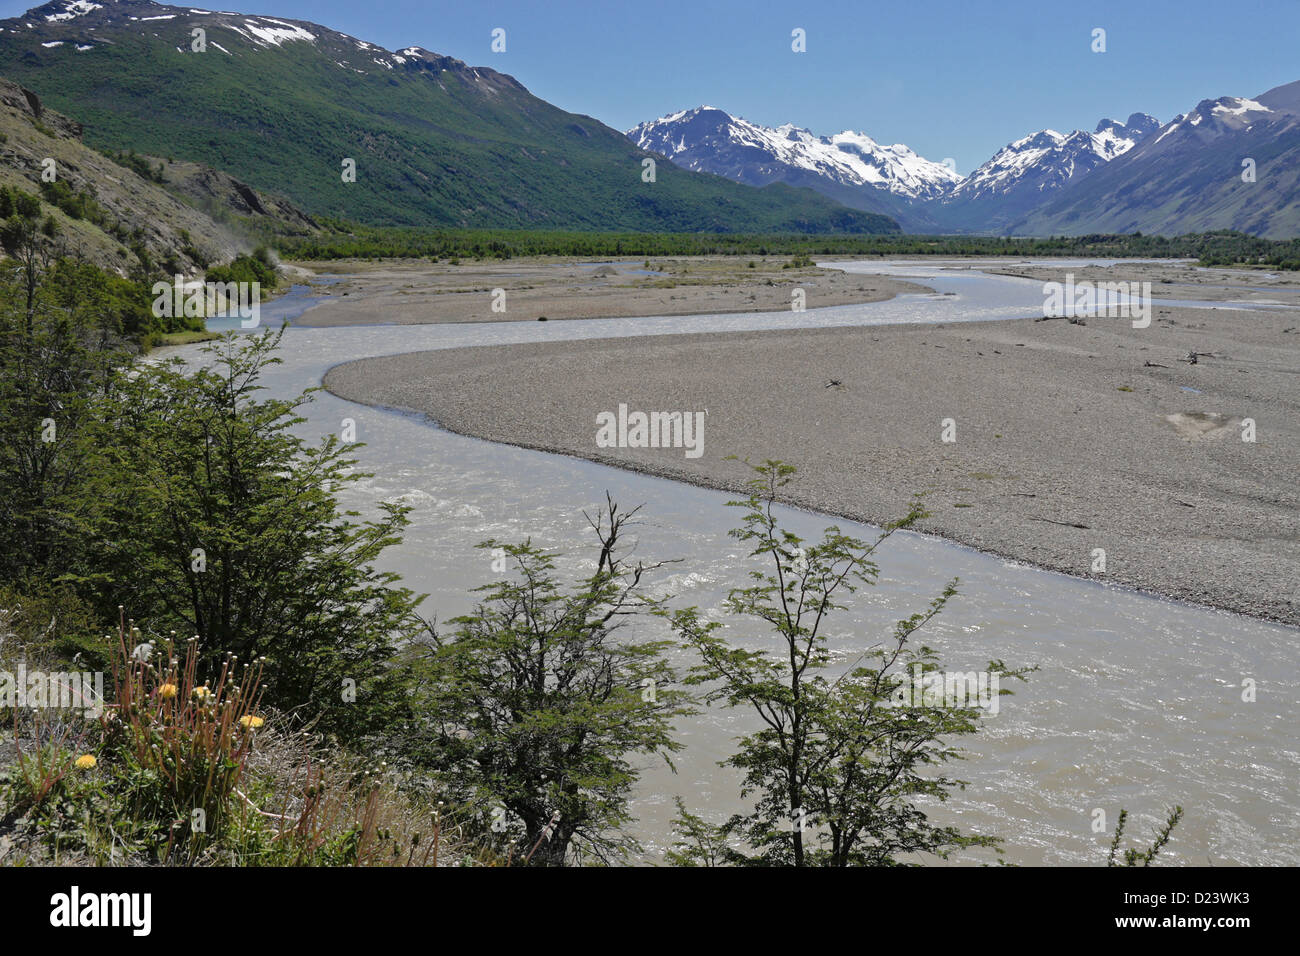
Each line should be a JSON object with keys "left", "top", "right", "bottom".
{"left": 625, "top": 106, "right": 959, "bottom": 227}
{"left": 1148, "top": 96, "right": 1274, "bottom": 148}
{"left": 628, "top": 107, "right": 960, "bottom": 201}
{"left": 952, "top": 114, "right": 1158, "bottom": 201}
{"left": 1015, "top": 83, "right": 1300, "bottom": 238}
{"left": 627, "top": 106, "right": 1165, "bottom": 232}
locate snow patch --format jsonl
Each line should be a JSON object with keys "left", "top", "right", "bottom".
{"left": 1212, "top": 97, "right": 1270, "bottom": 117}
{"left": 44, "top": 1, "right": 101, "bottom": 23}
{"left": 241, "top": 20, "right": 315, "bottom": 47}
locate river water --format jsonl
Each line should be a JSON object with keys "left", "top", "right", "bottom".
{"left": 175, "top": 260, "right": 1298, "bottom": 866}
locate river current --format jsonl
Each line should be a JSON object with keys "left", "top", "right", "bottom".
{"left": 173, "top": 260, "right": 1298, "bottom": 865}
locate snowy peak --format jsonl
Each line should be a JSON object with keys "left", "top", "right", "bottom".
{"left": 825, "top": 129, "right": 961, "bottom": 199}
{"left": 1016, "top": 83, "right": 1300, "bottom": 239}
{"left": 951, "top": 113, "right": 1160, "bottom": 202}
{"left": 628, "top": 104, "right": 1165, "bottom": 213}
{"left": 19, "top": 0, "right": 319, "bottom": 49}
{"left": 1150, "top": 96, "right": 1275, "bottom": 148}
{"left": 1097, "top": 112, "right": 1160, "bottom": 139}
{"left": 628, "top": 106, "right": 959, "bottom": 200}
{"left": 7, "top": 0, "right": 507, "bottom": 83}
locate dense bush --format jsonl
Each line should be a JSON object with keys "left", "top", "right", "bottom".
{"left": 277, "top": 222, "right": 1300, "bottom": 268}
{"left": 204, "top": 246, "right": 278, "bottom": 293}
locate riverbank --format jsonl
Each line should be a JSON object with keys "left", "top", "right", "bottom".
{"left": 324, "top": 297, "right": 1300, "bottom": 626}
{"left": 287, "top": 256, "right": 929, "bottom": 326}
{"left": 987, "top": 260, "right": 1300, "bottom": 306}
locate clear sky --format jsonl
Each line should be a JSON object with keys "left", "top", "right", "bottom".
{"left": 3, "top": 0, "right": 1297, "bottom": 172}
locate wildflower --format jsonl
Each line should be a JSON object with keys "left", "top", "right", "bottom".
{"left": 192, "top": 685, "right": 213, "bottom": 702}
{"left": 158, "top": 683, "right": 179, "bottom": 700}
{"left": 74, "top": 754, "right": 97, "bottom": 771}
{"left": 238, "top": 715, "right": 265, "bottom": 731}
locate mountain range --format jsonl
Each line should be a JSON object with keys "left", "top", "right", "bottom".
{"left": 0, "top": 0, "right": 1295, "bottom": 238}
{"left": 629, "top": 90, "right": 1299, "bottom": 237}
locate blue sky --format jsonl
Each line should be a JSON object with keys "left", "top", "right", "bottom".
{"left": 3, "top": 0, "right": 1298, "bottom": 172}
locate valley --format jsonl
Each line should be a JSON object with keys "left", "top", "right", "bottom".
{"left": 0, "top": 0, "right": 1295, "bottom": 887}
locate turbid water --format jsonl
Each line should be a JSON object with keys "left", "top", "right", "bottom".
{"left": 170, "top": 260, "right": 1298, "bottom": 865}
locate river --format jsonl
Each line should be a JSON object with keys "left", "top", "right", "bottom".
{"left": 174, "top": 260, "right": 1298, "bottom": 865}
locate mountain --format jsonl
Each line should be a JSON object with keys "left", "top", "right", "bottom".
{"left": 1013, "top": 83, "right": 1300, "bottom": 239}
{"left": 0, "top": 0, "right": 898, "bottom": 234}
{"left": 628, "top": 107, "right": 960, "bottom": 200}
{"left": 628, "top": 106, "right": 959, "bottom": 230}
{"left": 626, "top": 105, "right": 1166, "bottom": 233}
{"left": 0, "top": 75, "right": 313, "bottom": 274}
{"left": 938, "top": 113, "right": 1160, "bottom": 231}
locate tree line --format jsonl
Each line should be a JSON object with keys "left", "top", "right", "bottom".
{"left": 279, "top": 220, "right": 1300, "bottom": 270}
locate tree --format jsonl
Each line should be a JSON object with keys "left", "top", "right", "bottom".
{"left": 668, "top": 460, "right": 1031, "bottom": 866}
{"left": 0, "top": 187, "right": 55, "bottom": 333}
{"left": 405, "top": 497, "right": 690, "bottom": 866}
{"left": 93, "top": 330, "right": 422, "bottom": 740}
{"left": 0, "top": 256, "right": 129, "bottom": 583}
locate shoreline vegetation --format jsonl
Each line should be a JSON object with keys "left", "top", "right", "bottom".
{"left": 278, "top": 223, "right": 1300, "bottom": 270}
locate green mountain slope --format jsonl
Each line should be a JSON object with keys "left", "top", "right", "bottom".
{"left": 0, "top": 0, "right": 897, "bottom": 234}
{"left": 0, "top": 74, "right": 313, "bottom": 274}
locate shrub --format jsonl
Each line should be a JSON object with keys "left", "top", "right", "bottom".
{"left": 0, "top": 612, "right": 473, "bottom": 866}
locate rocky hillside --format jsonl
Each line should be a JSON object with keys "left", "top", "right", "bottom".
{"left": 0, "top": 76, "right": 316, "bottom": 275}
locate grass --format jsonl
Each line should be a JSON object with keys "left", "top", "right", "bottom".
{"left": 0, "top": 609, "right": 486, "bottom": 866}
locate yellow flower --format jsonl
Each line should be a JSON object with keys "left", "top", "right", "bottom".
{"left": 238, "top": 715, "right": 265, "bottom": 731}
{"left": 74, "top": 754, "right": 97, "bottom": 770}
{"left": 192, "top": 685, "right": 213, "bottom": 701}
{"left": 158, "top": 683, "right": 178, "bottom": 700}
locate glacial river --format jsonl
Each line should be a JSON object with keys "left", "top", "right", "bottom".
{"left": 179, "top": 260, "right": 1298, "bottom": 865}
